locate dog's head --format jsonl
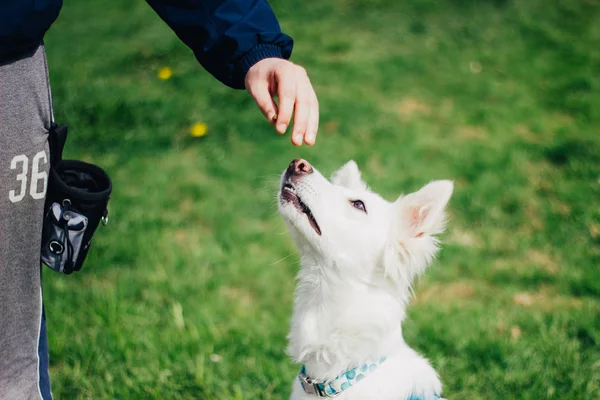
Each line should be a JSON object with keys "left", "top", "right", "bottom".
{"left": 278, "top": 159, "right": 453, "bottom": 285}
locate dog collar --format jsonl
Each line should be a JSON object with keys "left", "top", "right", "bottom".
{"left": 298, "top": 357, "right": 387, "bottom": 397}
{"left": 298, "top": 358, "right": 444, "bottom": 399}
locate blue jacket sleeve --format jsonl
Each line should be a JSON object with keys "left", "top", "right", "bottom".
{"left": 146, "top": 0, "right": 294, "bottom": 89}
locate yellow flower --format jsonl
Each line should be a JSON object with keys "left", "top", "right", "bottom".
{"left": 190, "top": 122, "right": 208, "bottom": 137}
{"left": 158, "top": 66, "right": 173, "bottom": 80}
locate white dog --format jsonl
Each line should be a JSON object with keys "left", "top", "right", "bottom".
{"left": 278, "top": 159, "right": 452, "bottom": 400}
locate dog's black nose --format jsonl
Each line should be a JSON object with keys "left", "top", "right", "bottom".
{"left": 287, "top": 158, "right": 313, "bottom": 176}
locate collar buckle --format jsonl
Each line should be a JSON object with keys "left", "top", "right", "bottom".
{"left": 299, "top": 373, "right": 339, "bottom": 398}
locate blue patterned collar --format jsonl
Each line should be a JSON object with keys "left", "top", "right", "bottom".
{"left": 297, "top": 357, "right": 443, "bottom": 399}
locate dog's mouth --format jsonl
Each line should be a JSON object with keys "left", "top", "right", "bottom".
{"left": 281, "top": 183, "right": 322, "bottom": 236}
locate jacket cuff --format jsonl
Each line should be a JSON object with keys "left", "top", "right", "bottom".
{"left": 234, "top": 44, "right": 285, "bottom": 89}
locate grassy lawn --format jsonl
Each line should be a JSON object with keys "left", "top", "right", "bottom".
{"left": 43, "top": 0, "right": 599, "bottom": 398}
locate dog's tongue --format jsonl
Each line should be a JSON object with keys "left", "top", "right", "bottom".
{"left": 299, "top": 200, "right": 321, "bottom": 236}
{"left": 306, "top": 212, "right": 321, "bottom": 236}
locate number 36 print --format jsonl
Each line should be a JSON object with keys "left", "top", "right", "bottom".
{"left": 8, "top": 151, "right": 48, "bottom": 203}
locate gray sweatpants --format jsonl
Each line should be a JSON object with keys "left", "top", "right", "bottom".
{"left": 0, "top": 45, "right": 53, "bottom": 399}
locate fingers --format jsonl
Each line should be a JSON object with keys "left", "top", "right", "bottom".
{"left": 275, "top": 69, "right": 296, "bottom": 136}
{"left": 247, "top": 80, "right": 279, "bottom": 124}
{"left": 291, "top": 85, "right": 310, "bottom": 146}
{"left": 246, "top": 58, "right": 320, "bottom": 146}
{"left": 293, "top": 76, "right": 318, "bottom": 146}
{"left": 276, "top": 66, "right": 319, "bottom": 146}
{"left": 305, "top": 91, "right": 319, "bottom": 146}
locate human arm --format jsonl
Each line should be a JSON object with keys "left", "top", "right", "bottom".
{"left": 146, "top": 0, "right": 318, "bottom": 145}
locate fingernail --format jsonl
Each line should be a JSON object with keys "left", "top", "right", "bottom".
{"left": 268, "top": 113, "right": 277, "bottom": 123}
{"left": 277, "top": 123, "right": 287, "bottom": 133}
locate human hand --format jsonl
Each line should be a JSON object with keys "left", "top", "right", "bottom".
{"left": 245, "top": 58, "right": 319, "bottom": 146}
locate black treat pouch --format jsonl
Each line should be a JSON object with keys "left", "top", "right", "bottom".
{"left": 41, "top": 124, "right": 112, "bottom": 274}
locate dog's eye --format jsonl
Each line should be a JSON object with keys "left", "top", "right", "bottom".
{"left": 350, "top": 200, "right": 367, "bottom": 213}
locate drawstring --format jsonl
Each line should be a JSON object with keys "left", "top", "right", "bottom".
{"left": 62, "top": 221, "right": 74, "bottom": 273}
{"left": 61, "top": 199, "right": 75, "bottom": 272}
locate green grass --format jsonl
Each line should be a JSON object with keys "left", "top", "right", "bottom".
{"left": 43, "top": 0, "right": 600, "bottom": 398}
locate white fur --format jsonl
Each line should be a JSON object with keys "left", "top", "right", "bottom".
{"left": 278, "top": 160, "right": 453, "bottom": 400}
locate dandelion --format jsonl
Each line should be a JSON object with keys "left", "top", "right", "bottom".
{"left": 158, "top": 66, "right": 173, "bottom": 80}
{"left": 190, "top": 122, "right": 208, "bottom": 137}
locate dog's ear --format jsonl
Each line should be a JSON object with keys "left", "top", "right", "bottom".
{"left": 331, "top": 160, "right": 367, "bottom": 190}
{"left": 395, "top": 180, "right": 453, "bottom": 238}
{"left": 383, "top": 181, "right": 453, "bottom": 285}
